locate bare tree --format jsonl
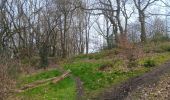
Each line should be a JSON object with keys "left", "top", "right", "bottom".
{"left": 121, "top": 0, "right": 134, "bottom": 35}
{"left": 133, "top": 0, "right": 158, "bottom": 42}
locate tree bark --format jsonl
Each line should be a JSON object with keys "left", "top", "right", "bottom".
{"left": 139, "top": 11, "right": 146, "bottom": 42}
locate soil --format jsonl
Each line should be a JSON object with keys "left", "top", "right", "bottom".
{"left": 94, "top": 61, "right": 170, "bottom": 100}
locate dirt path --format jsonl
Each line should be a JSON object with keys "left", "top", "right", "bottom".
{"left": 95, "top": 61, "right": 170, "bottom": 100}
{"left": 75, "top": 77, "right": 84, "bottom": 100}
{"left": 50, "top": 64, "right": 84, "bottom": 100}
{"left": 126, "top": 72, "right": 170, "bottom": 100}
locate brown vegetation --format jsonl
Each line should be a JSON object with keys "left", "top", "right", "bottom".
{"left": 0, "top": 57, "right": 17, "bottom": 100}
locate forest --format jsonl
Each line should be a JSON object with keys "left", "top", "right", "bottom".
{"left": 1, "top": 0, "right": 170, "bottom": 100}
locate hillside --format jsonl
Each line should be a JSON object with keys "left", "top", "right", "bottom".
{"left": 7, "top": 41, "right": 170, "bottom": 100}
{"left": 1, "top": 0, "right": 170, "bottom": 100}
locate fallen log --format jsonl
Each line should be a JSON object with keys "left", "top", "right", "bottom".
{"left": 16, "top": 70, "right": 71, "bottom": 92}
{"left": 52, "top": 70, "right": 70, "bottom": 83}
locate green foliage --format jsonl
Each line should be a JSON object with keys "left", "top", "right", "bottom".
{"left": 74, "top": 49, "right": 116, "bottom": 60}
{"left": 21, "top": 57, "right": 30, "bottom": 65}
{"left": 143, "top": 59, "right": 156, "bottom": 67}
{"left": 152, "top": 53, "right": 170, "bottom": 65}
{"left": 75, "top": 53, "right": 104, "bottom": 60}
{"left": 152, "top": 34, "right": 170, "bottom": 42}
{"left": 64, "top": 62, "right": 110, "bottom": 90}
{"left": 16, "top": 69, "right": 76, "bottom": 100}
{"left": 160, "top": 43, "right": 170, "bottom": 52}
{"left": 63, "top": 50, "right": 170, "bottom": 98}
{"left": 18, "top": 69, "right": 61, "bottom": 86}
{"left": 143, "top": 42, "right": 170, "bottom": 53}
{"left": 17, "top": 77, "right": 76, "bottom": 100}
{"left": 15, "top": 45, "right": 170, "bottom": 99}
{"left": 128, "top": 61, "right": 138, "bottom": 68}
{"left": 64, "top": 60, "right": 148, "bottom": 97}
{"left": 138, "top": 53, "right": 170, "bottom": 67}
{"left": 127, "top": 53, "right": 138, "bottom": 68}
{"left": 7, "top": 63, "right": 20, "bottom": 79}
{"left": 39, "top": 44, "right": 49, "bottom": 69}
{"left": 21, "top": 57, "right": 39, "bottom": 67}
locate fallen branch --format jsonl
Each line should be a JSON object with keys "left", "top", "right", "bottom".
{"left": 15, "top": 70, "right": 71, "bottom": 92}
{"left": 52, "top": 70, "right": 71, "bottom": 83}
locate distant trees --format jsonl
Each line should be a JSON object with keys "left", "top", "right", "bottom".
{"left": 133, "top": 0, "right": 158, "bottom": 42}
{"left": 0, "top": 0, "right": 169, "bottom": 60}
{"left": 149, "top": 17, "right": 167, "bottom": 41}
{"left": 94, "top": 0, "right": 135, "bottom": 48}
{"left": 97, "top": 0, "right": 120, "bottom": 45}
{"left": 95, "top": 16, "right": 114, "bottom": 49}
{"left": 0, "top": 0, "right": 89, "bottom": 59}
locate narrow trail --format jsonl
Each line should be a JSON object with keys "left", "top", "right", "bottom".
{"left": 95, "top": 61, "right": 170, "bottom": 100}
{"left": 75, "top": 77, "right": 84, "bottom": 100}
{"left": 51, "top": 64, "right": 84, "bottom": 100}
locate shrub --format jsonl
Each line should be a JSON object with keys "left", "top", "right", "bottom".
{"left": 0, "top": 57, "right": 16, "bottom": 100}
{"left": 7, "top": 63, "right": 20, "bottom": 79}
{"left": 128, "top": 61, "right": 138, "bottom": 68}
{"left": 39, "top": 43, "right": 49, "bottom": 69}
{"left": 30, "top": 57, "right": 39, "bottom": 67}
{"left": 144, "top": 59, "right": 156, "bottom": 67}
{"left": 20, "top": 57, "right": 40, "bottom": 71}
{"left": 21, "top": 57, "right": 30, "bottom": 65}
{"left": 152, "top": 35, "right": 170, "bottom": 42}
{"left": 160, "top": 44, "right": 170, "bottom": 52}
{"left": 99, "top": 63, "right": 113, "bottom": 71}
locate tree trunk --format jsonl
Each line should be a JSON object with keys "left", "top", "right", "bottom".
{"left": 139, "top": 11, "right": 146, "bottom": 42}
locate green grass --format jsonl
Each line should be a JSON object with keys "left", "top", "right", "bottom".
{"left": 143, "top": 42, "right": 170, "bottom": 53}
{"left": 138, "top": 52, "right": 170, "bottom": 66}
{"left": 16, "top": 77, "right": 76, "bottom": 100}
{"left": 73, "top": 49, "right": 117, "bottom": 60}
{"left": 15, "top": 69, "right": 76, "bottom": 100}
{"left": 64, "top": 50, "right": 170, "bottom": 98}
{"left": 18, "top": 69, "right": 61, "bottom": 87}
{"left": 64, "top": 60, "right": 150, "bottom": 98}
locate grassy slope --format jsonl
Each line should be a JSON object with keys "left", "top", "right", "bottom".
{"left": 17, "top": 77, "right": 76, "bottom": 100}
{"left": 64, "top": 42, "right": 170, "bottom": 98}
{"left": 64, "top": 60, "right": 148, "bottom": 97}
{"left": 14, "top": 42, "right": 170, "bottom": 99}
{"left": 18, "top": 69, "right": 61, "bottom": 87}
{"left": 14, "top": 69, "right": 76, "bottom": 100}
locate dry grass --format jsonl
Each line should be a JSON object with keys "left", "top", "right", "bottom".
{"left": 0, "top": 56, "right": 17, "bottom": 100}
